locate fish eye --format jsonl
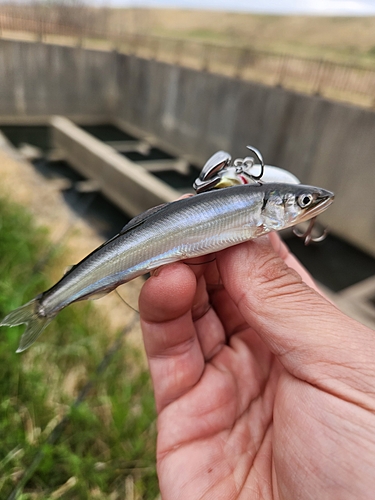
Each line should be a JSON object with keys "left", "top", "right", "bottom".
{"left": 297, "top": 193, "right": 314, "bottom": 208}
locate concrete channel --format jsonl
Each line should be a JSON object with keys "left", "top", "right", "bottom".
{"left": 2, "top": 39, "right": 375, "bottom": 256}
{"left": 51, "top": 116, "right": 179, "bottom": 217}
{"left": 1, "top": 38, "right": 375, "bottom": 328}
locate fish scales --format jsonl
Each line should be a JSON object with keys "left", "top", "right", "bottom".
{"left": 42, "top": 189, "right": 264, "bottom": 313}
{"left": 0, "top": 183, "right": 334, "bottom": 352}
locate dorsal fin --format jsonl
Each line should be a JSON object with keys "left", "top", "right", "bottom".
{"left": 119, "top": 202, "right": 170, "bottom": 235}
{"left": 88, "top": 203, "right": 171, "bottom": 254}
{"left": 54, "top": 202, "right": 173, "bottom": 283}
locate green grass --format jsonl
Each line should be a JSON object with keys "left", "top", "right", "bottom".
{"left": 0, "top": 195, "right": 158, "bottom": 499}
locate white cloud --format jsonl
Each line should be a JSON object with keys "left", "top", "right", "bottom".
{"left": 304, "top": 0, "right": 375, "bottom": 14}
{"left": 108, "top": 0, "right": 375, "bottom": 15}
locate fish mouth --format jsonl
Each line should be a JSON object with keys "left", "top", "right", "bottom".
{"left": 299, "top": 190, "right": 335, "bottom": 223}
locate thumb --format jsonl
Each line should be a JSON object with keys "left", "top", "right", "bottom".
{"left": 217, "top": 237, "right": 375, "bottom": 405}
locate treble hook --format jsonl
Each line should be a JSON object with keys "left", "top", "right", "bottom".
{"left": 245, "top": 145, "right": 264, "bottom": 180}
{"left": 293, "top": 217, "right": 328, "bottom": 245}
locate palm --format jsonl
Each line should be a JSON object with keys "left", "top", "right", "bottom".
{"left": 142, "top": 258, "right": 285, "bottom": 499}
{"left": 156, "top": 314, "right": 280, "bottom": 499}
{"left": 139, "top": 238, "right": 375, "bottom": 500}
{"left": 153, "top": 272, "right": 315, "bottom": 500}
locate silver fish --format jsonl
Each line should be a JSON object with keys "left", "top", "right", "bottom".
{"left": 0, "top": 183, "right": 334, "bottom": 352}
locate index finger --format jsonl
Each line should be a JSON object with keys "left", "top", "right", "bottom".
{"left": 268, "top": 232, "right": 319, "bottom": 291}
{"left": 139, "top": 263, "right": 205, "bottom": 412}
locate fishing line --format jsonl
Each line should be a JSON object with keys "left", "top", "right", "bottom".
{"left": 113, "top": 256, "right": 218, "bottom": 314}
{"left": 187, "top": 256, "right": 217, "bottom": 266}
{"left": 115, "top": 288, "right": 140, "bottom": 313}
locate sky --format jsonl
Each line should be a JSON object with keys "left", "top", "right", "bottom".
{"left": 108, "top": 0, "right": 375, "bottom": 15}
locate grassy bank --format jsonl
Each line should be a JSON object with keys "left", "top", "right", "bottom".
{"left": 0, "top": 195, "right": 158, "bottom": 499}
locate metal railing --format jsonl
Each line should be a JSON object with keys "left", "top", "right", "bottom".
{"left": 1, "top": 13, "right": 375, "bottom": 108}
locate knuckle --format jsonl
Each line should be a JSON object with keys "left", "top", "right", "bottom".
{"left": 245, "top": 252, "right": 319, "bottom": 316}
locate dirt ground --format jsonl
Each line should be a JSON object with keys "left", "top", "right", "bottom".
{"left": 0, "top": 134, "right": 145, "bottom": 352}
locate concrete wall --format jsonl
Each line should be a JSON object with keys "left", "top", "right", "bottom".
{"left": 0, "top": 39, "right": 118, "bottom": 120}
{"left": 0, "top": 40, "right": 374, "bottom": 254}
{"left": 116, "top": 56, "right": 375, "bottom": 255}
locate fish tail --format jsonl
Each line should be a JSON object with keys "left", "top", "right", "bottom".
{"left": 0, "top": 298, "right": 54, "bottom": 353}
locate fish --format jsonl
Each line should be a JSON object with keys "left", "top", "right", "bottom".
{"left": 0, "top": 182, "right": 334, "bottom": 352}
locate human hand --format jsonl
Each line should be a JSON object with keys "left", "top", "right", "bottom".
{"left": 139, "top": 233, "right": 375, "bottom": 500}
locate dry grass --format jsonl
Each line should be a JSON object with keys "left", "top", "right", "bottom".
{"left": 3, "top": 5, "right": 375, "bottom": 65}
{"left": 106, "top": 9, "right": 375, "bottom": 66}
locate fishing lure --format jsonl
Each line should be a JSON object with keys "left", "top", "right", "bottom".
{"left": 194, "top": 146, "right": 327, "bottom": 243}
